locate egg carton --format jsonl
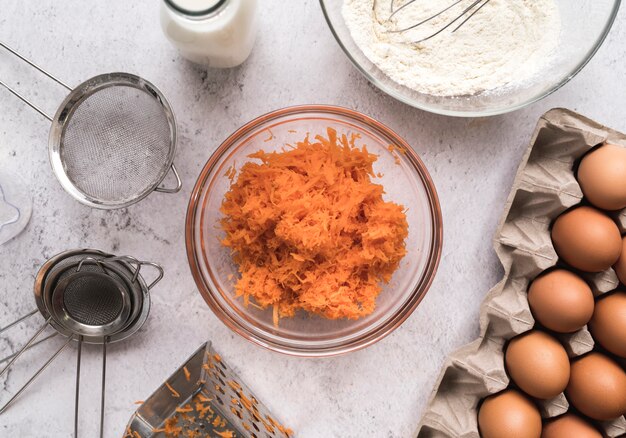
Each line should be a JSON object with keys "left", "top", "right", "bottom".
{"left": 415, "top": 109, "right": 626, "bottom": 438}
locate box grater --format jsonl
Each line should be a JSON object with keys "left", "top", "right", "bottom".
{"left": 124, "top": 342, "right": 293, "bottom": 438}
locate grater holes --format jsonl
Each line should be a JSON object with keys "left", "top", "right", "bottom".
{"left": 252, "top": 422, "right": 260, "bottom": 432}
{"left": 231, "top": 406, "right": 243, "bottom": 419}
{"left": 216, "top": 395, "right": 224, "bottom": 406}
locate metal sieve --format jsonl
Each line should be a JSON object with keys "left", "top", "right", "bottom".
{"left": 0, "top": 41, "right": 181, "bottom": 209}
{"left": 0, "top": 249, "right": 164, "bottom": 438}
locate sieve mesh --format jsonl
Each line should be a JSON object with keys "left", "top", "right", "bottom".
{"left": 59, "top": 85, "right": 173, "bottom": 203}
{"left": 62, "top": 274, "right": 124, "bottom": 326}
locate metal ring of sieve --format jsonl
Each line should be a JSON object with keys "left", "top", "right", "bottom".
{"left": 42, "top": 257, "right": 144, "bottom": 336}
{"left": 47, "top": 73, "right": 180, "bottom": 209}
{"left": 35, "top": 250, "right": 154, "bottom": 345}
{"left": 50, "top": 271, "right": 133, "bottom": 337}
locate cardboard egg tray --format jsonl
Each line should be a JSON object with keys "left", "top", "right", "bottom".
{"left": 415, "top": 109, "right": 626, "bottom": 438}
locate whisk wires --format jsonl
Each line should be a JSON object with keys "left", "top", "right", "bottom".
{"left": 375, "top": 0, "right": 493, "bottom": 44}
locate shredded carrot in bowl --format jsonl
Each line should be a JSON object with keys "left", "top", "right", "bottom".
{"left": 219, "top": 127, "right": 408, "bottom": 324}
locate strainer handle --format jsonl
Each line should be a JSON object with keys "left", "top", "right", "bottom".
{"left": 154, "top": 164, "right": 182, "bottom": 194}
{"left": 105, "top": 256, "right": 164, "bottom": 290}
{"left": 0, "top": 40, "right": 72, "bottom": 122}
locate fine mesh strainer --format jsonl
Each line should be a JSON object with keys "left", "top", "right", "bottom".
{"left": 0, "top": 249, "right": 164, "bottom": 438}
{"left": 0, "top": 41, "right": 181, "bottom": 209}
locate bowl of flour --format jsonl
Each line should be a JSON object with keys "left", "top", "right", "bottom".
{"left": 320, "top": 0, "right": 620, "bottom": 116}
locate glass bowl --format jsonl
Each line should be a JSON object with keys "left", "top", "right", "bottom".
{"left": 186, "top": 105, "right": 443, "bottom": 356}
{"left": 320, "top": 0, "right": 621, "bottom": 117}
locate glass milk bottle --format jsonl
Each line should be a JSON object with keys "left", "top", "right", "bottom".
{"left": 160, "top": 0, "right": 258, "bottom": 68}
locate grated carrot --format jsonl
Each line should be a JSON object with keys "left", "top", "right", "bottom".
{"left": 183, "top": 366, "right": 191, "bottom": 382}
{"left": 220, "top": 127, "right": 408, "bottom": 323}
{"left": 175, "top": 405, "right": 193, "bottom": 413}
{"left": 165, "top": 382, "right": 180, "bottom": 398}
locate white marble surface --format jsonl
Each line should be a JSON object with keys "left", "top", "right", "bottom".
{"left": 0, "top": 2, "right": 625, "bottom": 437}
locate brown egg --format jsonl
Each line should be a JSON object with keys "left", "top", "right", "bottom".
{"left": 578, "top": 144, "right": 626, "bottom": 210}
{"left": 478, "top": 389, "right": 542, "bottom": 438}
{"left": 541, "top": 414, "right": 601, "bottom": 438}
{"left": 589, "top": 292, "right": 626, "bottom": 358}
{"left": 505, "top": 331, "right": 570, "bottom": 399}
{"left": 551, "top": 206, "right": 621, "bottom": 272}
{"left": 613, "top": 237, "right": 626, "bottom": 285}
{"left": 528, "top": 270, "right": 594, "bottom": 333}
{"left": 566, "top": 352, "right": 626, "bottom": 420}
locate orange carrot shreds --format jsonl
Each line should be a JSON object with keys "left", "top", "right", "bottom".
{"left": 213, "top": 353, "right": 222, "bottom": 362}
{"left": 124, "top": 426, "right": 141, "bottom": 438}
{"left": 215, "top": 431, "right": 235, "bottom": 438}
{"left": 197, "top": 393, "right": 212, "bottom": 403}
{"left": 134, "top": 400, "right": 144, "bottom": 405}
{"left": 195, "top": 401, "right": 213, "bottom": 419}
{"left": 227, "top": 380, "right": 242, "bottom": 391}
{"left": 219, "top": 127, "right": 408, "bottom": 323}
{"left": 175, "top": 405, "right": 193, "bottom": 414}
{"left": 165, "top": 382, "right": 180, "bottom": 398}
{"left": 183, "top": 366, "right": 191, "bottom": 382}
{"left": 212, "top": 415, "right": 226, "bottom": 428}
{"left": 163, "top": 416, "right": 183, "bottom": 437}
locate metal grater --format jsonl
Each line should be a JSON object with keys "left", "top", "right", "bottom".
{"left": 125, "top": 342, "right": 293, "bottom": 438}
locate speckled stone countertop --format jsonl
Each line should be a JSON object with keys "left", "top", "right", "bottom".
{"left": 0, "top": 2, "right": 625, "bottom": 437}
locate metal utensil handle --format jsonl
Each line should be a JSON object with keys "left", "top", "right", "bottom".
{"left": 74, "top": 336, "right": 83, "bottom": 438}
{"left": 0, "top": 333, "right": 58, "bottom": 365}
{"left": 105, "top": 256, "right": 164, "bottom": 289}
{"left": 0, "top": 308, "right": 37, "bottom": 334}
{"left": 0, "top": 40, "right": 72, "bottom": 122}
{"left": 100, "top": 338, "right": 108, "bottom": 438}
{"left": 0, "top": 317, "right": 51, "bottom": 379}
{"left": 76, "top": 256, "right": 108, "bottom": 274}
{"left": 0, "top": 333, "right": 73, "bottom": 415}
{"left": 154, "top": 164, "right": 182, "bottom": 194}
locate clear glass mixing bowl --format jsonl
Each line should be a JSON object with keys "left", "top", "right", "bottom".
{"left": 186, "top": 105, "right": 443, "bottom": 356}
{"left": 319, "top": 0, "right": 621, "bottom": 117}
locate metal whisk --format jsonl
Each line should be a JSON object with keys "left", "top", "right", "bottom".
{"left": 0, "top": 249, "right": 163, "bottom": 438}
{"left": 375, "top": 0, "right": 493, "bottom": 43}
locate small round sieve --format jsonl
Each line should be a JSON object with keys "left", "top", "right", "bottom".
{"left": 49, "top": 270, "right": 132, "bottom": 338}
{"left": 0, "top": 42, "right": 181, "bottom": 209}
{"left": 0, "top": 249, "right": 164, "bottom": 437}
{"left": 40, "top": 255, "right": 145, "bottom": 343}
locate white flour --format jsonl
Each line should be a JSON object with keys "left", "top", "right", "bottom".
{"left": 342, "top": 0, "right": 561, "bottom": 97}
